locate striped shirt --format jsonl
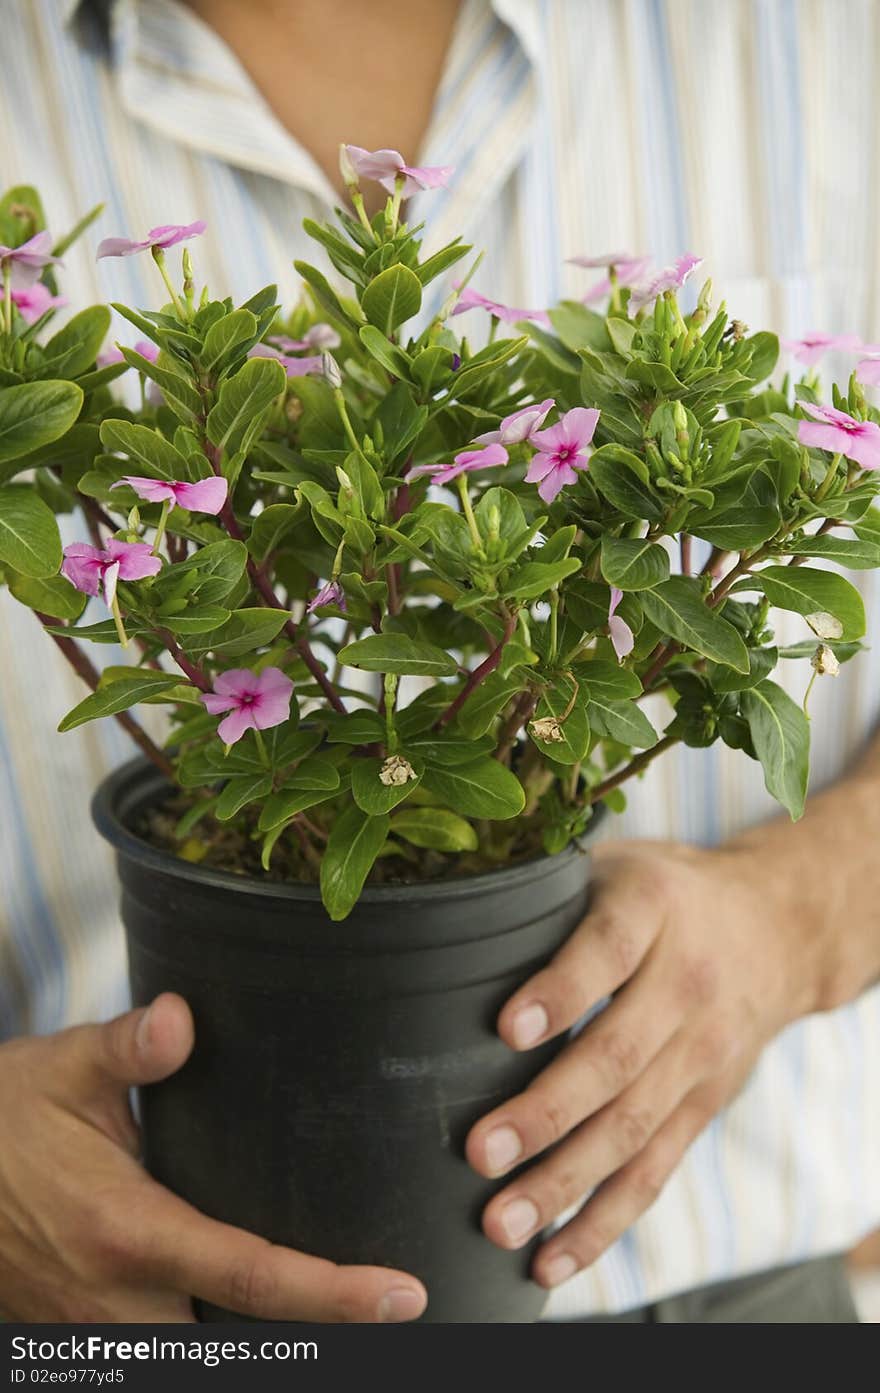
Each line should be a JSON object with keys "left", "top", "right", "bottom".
{"left": 1, "top": 0, "right": 878, "bottom": 1317}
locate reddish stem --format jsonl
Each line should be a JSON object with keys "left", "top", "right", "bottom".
{"left": 434, "top": 612, "right": 517, "bottom": 731}
{"left": 589, "top": 735, "right": 676, "bottom": 803}
{"left": 155, "top": 629, "right": 212, "bottom": 692}
{"left": 679, "top": 535, "right": 692, "bottom": 576}
{"left": 36, "top": 613, "right": 174, "bottom": 779}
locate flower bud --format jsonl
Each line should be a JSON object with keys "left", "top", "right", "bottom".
{"left": 335, "top": 466, "right": 354, "bottom": 493}
{"left": 338, "top": 143, "right": 358, "bottom": 189}
{"left": 379, "top": 754, "right": 417, "bottom": 786}
{"left": 730, "top": 319, "right": 748, "bottom": 341}
{"left": 529, "top": 716, "right": 565, "bottom": 744}
{"left": 322, "top": 352, "right": 343, "bottom": 389}
{"left": 127, "top": 506, "right": 141, "bottom": 532}
{"left": 811, "top": 643, "right": 840, "bottom": 676}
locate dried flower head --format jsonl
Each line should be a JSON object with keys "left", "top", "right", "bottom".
{"left": 811, "top": 644, "right": 840, "bottom": 676}
{"left": 379, "top": 755, "right": 417, "bottom": 786}
{"left": 530, "top": 716, "right": 564, "bottom": 743}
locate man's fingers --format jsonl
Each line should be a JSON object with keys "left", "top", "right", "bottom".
{"left": 496, "top": 871, "right": 662, "bottom": 1051}
{"left": 531, "top": 1091, "right": 714, "bottom": 1288}
{"left": 467, "top": 964, "right": 678, "bottom": 1178}
{"left": 137, "top": 1182, "right": 427, "bottom": 1323}
{"left": 56, "top": 993, "right": 195, "bottom": 1092}
{"left": 480, "top": 1028, "right": 701, "bottom": 1248}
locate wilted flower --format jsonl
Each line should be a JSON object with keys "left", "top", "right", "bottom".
{"left": 797, "top": 402, "right": 880, "bottom": 471}
{"left": 342, "top": 145, "right": 453, "bottom": 198}
{"left": 608, "top": 586, "right": 635, "bottom": 661}
{"left": 474, "top": 399, "right": 555, "bottom": 446}
{"left": 407, "top": 442, "right": 508, "bottom": 486}
{"left": 811, "top": 643, "right": 840, "bottom": 676}
{"left": 61, "top": 538, "right": 161, "bottom": 605}
{"left": 379, "top": 754, "right": 417, "bottom": 786}
{"left": 529, "top": 716, "right": 564, "bottom": 743}
{"left": 111, "top": 475, "right": 228, "bottom": 514}
{"left": 806, "top": 611, "right": 844, "bottom": 640}
{"left": 200, "top": 667, "right": 294, "bottom": 746}
{"left": 10, "top": 282, "right": 66, "bottom": 323}
{"left": 452, "top": 285, "right": 549, "bottom": 327}
{"left": 525, "top": 406, "right": 599, "bottom": 503}
{"left": 0, "top": 230, "right": 60, "bottom": 289}
{"left": 628, "top": 253, "right": 703, "bottom": 313}
{"left": 780, "top": 331, "right": 861, "bottom": 367}
{"left": 96, "top": 221, "right": 206, "bottom": 260}
{"left": 306, "top": 580, "right": 346, "bottom": 614}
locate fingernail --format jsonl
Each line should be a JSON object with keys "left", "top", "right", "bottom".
{"left": 484, "top": 1124, "right": 523, "bottom": 1174}
{"left": 511, "top": 1002, "right": 549, "bottom": 1048}
{"left": 543, "top": 1252, "right": 578, "bottom": 1287}
{"left": 499, "top": 1196, "right": 540, "bottom": 1245}
{"left": 379, "top": 1287, "right": 425, "bottom": 1322}
{"left": 135, "top": 1003, "right": 154, "bottom": 1053}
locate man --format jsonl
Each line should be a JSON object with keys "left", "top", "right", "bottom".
{"left": 1, "top": 0, "right": 878, "bottom": 1323}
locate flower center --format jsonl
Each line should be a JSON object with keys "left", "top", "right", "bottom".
{"left": 555, "top": 444, "right": 576, "bottom": 463}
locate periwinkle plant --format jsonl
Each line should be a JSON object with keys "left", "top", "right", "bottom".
{"left": 2, "top": 150, "right": 880, "bottom": 919}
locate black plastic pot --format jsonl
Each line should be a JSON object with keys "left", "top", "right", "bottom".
{"left": 92, "top": 757, "right": 600, "bottom": 1323}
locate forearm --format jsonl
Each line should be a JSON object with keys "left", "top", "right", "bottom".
{"left": 729, "top": 729, "right": 880, "bottom": 1015}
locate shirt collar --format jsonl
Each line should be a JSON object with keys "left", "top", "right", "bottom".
{"left": 65, "top": 0, "right": 542, "bottom": 228}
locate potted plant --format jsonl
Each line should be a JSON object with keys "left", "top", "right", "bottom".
{"left": 2, "top": 151, "right": 879, "bottom": 1323}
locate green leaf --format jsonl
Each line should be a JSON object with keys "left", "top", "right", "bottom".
{"left": 0, "top": 381, "right": 84, "bottom": 464}
{"left": 741, "top": 680, "right": 810, "bottom": 819}
{"left": 6, "top": 570, "right": 86, "bottom": 620}
{"left": 100, "top": 418, "right": 188, "bottom": 480}
{"left": 362, "top": 264, "right": 423, "bottom": 335}
{"left": 187, "top": 607, "right": 289, "bottom": 657}
{"left": 247, "top": 503, "right": 302, "bottom": 561}
{"left": 784, "top": 534, "right": 880, "bottom": 569}
{"left": 338, "top": 633, "right": 458, "bottom": 676}
{"left": 421, "top": 759, "right": 525, "bottom": 819}
{"left": 574, "top": 659, "right": 642, "bottom": 701}
{"left": 530, "top": 678, "right": 590, "bottom": 764}
{"left": 351, "top": 756, "right": 423, "bottom": 814}
{"left": 119, "top": 346, "right": 202, "bottom": 421}
{"left": 503, "top": 557, "right": 580, "bottom": 601}
{"left": 157, "top": 605, "right": 231, "bottom": 635}
{"left": 748, "top": 566, "right": 866, "bottom": 641}
{"left": 709, "top": 645, "right": 778, "bottom": 692}
{"left": 640, "top": 577, "right": 750, "bottom": 672}
{"left": 688, "top": 507, "right": 780, "bottom": 551}
{"left": 587, "top": 696, "right": 658, "bottom": 749}
{"left": 548, "top": 302, "right": 611, "bottom": 352}
{"left": 205, "top": 357, "right": 286, "bottom": 458}
{"left": 294, "top": 260, "right": 363, "bottom": 333}
{"left": 358, "top": 324, "right": 414, "bottom": 380}
{"left": 200, "top": 309, "right": 258, "bottom": 372}
{"left": 215, "top": 772, "right": 273, "bottom": 821}
{"left": 390, "top": 807, "right": 478, "bottom": 852}
{"left": 258, "top": 784, "right": 341, "bottom": 831}
{"left": 42, "top": 306, "right": 111, "bottom": 379}
{"left": 58, "top": 670, "right": 184, "bottom": 732}
{"left": 320, "top": 803, "right": 390, "bottom": 921}
{"left": 0, "top": 487, "right": 62, "bottom": 578}
{"left": 600, "top": 536, "right": 670, "bottom": 590}
{"left": 589, "top": 443, "right": 664, "bottom": 520}
{"left": 453, "top": 673, "right": 522, "bottom": 739}
{"left": 283, "top": 756, "right": 342, "bottom": 791}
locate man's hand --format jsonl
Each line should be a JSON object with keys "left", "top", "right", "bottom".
{"left": 466, "top": 834, "right": 833, "bottom": 1289}
{"left": 0, "top": 994, "right": 427, "bottom": 1322}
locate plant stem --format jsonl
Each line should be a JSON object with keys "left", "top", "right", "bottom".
{"left": 2, "top": 264, "right": 11, "bottom": 335}
{"left": 36, "top": 613, "right": 174, "bottom": 778}
{"left": 494, "top": 689, "right": 538, "bottom": 765}
{"left": 151, "top": 247, "right": 186, "bottom": 318}
{"left": 155, "top": 629, "right": 212, "bottom": 691}
{"left": 814, "top": 452, "right": 843, "bottom": 504}
{"left": 152, "top": 499, "right": 171, "bottom": 556}
{"left": 679, "top": 534, "right": 692, "bottom": 576}
{"left": 589, "top": 735, "right": 677, "bottom": 803}
{"left": 457, "top": 475, "right": 483, "bottom": 554}
{"left": 434, "top": 611, "right": 517, "bottom": 730}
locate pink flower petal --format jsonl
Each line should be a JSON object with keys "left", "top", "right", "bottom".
{"left": 101, "top": 560, "right": 121, "bottom": 607}
{"left": 609, "top": 615, "right": 635, "bottom": 661}
{"left": 200, "top": 692, "right": 239, "bottom": 715}
{"left": 112, "top": 476, "right": 177, "bottom": 506}
{"left": 172, "top": 477, "right": 229, "bottom": 515}
{"left": 857, "top": 358, "right": 880, "bottom": 387}
{"left": 10, "top": 283, "right": 66, "bottom": 323}
{"left": 213, "top": 668, "right": 259, "bottom": 699}
{"left": 60, "top": 544, "right": 105, "bottom": 597}
{"left": 524, "top": 453, "right": 556, "bottom": 484}
{"left": 104, "top": 537, "right": 162, "bottom": 581}
{"left": 217, "top": 705, "right": 257, "bottom": 745}
{"left": 536, "top": 468, "right": 568, "bottom": 504}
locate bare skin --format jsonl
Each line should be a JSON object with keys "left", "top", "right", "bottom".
{"left": 183, "top": 0, "right": 462, "bottom": 212}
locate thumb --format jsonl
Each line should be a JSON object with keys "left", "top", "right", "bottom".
{"left": 71, "top": 993, "right": 196, "bottom": 1089}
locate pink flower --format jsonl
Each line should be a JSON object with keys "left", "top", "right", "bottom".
{"left": 111, "top": 475, "right": 228, "bottom": 514}
{"left": 780, "top": 332, "right": 862, "bottom": 367}
{"left": 10, "top": 282, "right": 67, "bottom": 323}
{"left": 306, "top": 579, "right": 347, "bottom": 614}
{"left": 0, "top": 231, "right": 60, "bottom": 290}
{"left": 568, "top": 250, "right": 645, "bottom": 269}
{"left": 857, "top": 358, "right": 880, "bottom": 387}
{"left": 249, "top": 342, "right": 324, "bottom": 377}
{"left": 474, "top": 399, "right": 555, "bottom": 446}
{"left": 407, "top": 442, "right": 509, "bottom": 485}
{"left": 96, "top": 221, "right": 206, "bottom": 260}
{"left": 97, "top": 345, "right": 126, "bottom": 367}
{"left": 133, "top": 338, "right": 160, "bottom": 363}
{"left": 200, "top": 667, "right": 294, "bottom": 745}
{"left": 61, "top": 538, "right": 161, "bottom": 605}
{"left": 269, "top": 324, "right": 341, "bottom": 353}
{"left": 524, "top": 406, "right": 599, "bottom": 503}
{"left": 608, "top": 587, "right": 635, "bottom": 661}
{"left": 628, "top": 253, "right": 703, "bottom": 313}
{"left": 797, "top": 402, "right": 880, "bottom": 471}
{"left": 342, "top": 145, "right": 453, "bottom": 198}
{"left": 569, "top": 253, "right": 651, "bottom": 306}
{"left": 451, "top": 285, "right": 549, "bottom": 327}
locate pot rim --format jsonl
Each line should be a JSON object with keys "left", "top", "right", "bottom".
{"left": 92, "top": 755, "right": 606, "bottom": 907}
